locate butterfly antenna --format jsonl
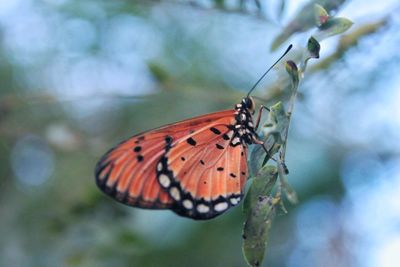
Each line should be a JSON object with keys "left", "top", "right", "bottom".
{"left": 247, "top": 44, "right": 293, "bottom": 97}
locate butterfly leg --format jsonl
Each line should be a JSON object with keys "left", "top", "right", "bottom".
{"left": 253, "top": 138, "right": 277, "bottom": 164}
{"left": 254, "top": 105, "right": 270, "bottom": 131}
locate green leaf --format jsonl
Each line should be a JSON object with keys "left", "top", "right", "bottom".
{"left": 285, "top": 60, "right": 299, "bottom": 88}
{"left": 242, "top": 165, "right": 278, "bottom": 267}
{"left": 261, "top": 101, "right": 289, "bottom": 150}
{"left": 270, "top": 0, "right": 347, "bottom": 51}
{"left": 309, "top": 18, "right": 388, "bottom": 72}
{"left": 315, "top": 17, "right": 354, "bottom": 40}
{"left": 243, "top": 165, "right": 279, "bottom": 215}
{"left": 249, "top": 102, "right": 289, "bottom": 173}
{"left": 299, "top": 38, "right": 321, "bottom": 72}
{"left": 307, "top": 36, "right": 321, "bottom": 59}
{"left": 314, "top": 4, "right": 329, "bottom": 27}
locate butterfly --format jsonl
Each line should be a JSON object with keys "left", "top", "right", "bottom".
{"left": 95, "top": 45, "right": 292, "bottom": 220}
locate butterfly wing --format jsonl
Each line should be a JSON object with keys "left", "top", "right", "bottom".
{"left": 95, "top": 134, "right": 174, "bottom": 209}
{"left": 157, "top": 121, "right": 249, "bottom": 219}
{"left": 95, "top": 109, "right": 240, "bottom": 213}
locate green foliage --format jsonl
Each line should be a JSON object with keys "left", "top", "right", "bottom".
{"left": 307, "top": 37, "right": 321, "bottom": 59}
{"left": 319, "top": 17, "right": 353, "bottom": 34}
{"left": 249, "top": 101, "right": 289, "bottom": 173}
{"left": 271, "top": 0, "right": 347, "bottom": 51}
{"left": 242, "top": 165, "right": 278, "bottom": 267}
{"left": 310, "top": 18, "right": 388, "bottom": 72}
{"left": 243, "top": 4, "right": 353, "bottom": 266}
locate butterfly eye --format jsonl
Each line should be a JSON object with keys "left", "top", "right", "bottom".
{"left": 243, "top": 97, "right": 255, "bottom": 114}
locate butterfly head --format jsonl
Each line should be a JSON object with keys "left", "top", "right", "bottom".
{"left": 242, "top": 96, "right": 256, "bottom": 114}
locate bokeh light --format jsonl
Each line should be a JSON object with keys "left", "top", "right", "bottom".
{"left": 11, "top": 135, "right": 54, "bottom": 187}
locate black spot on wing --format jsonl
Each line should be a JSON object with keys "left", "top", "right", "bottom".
{"left": 210, "top": 127, "right": 221, "bottom": 135}
{"left": 216, "top": 144, "right": 224, "bottom": 150}
{"left": 187, "top": 137, "right": 197, "bottom": 146}
{"left": 217, "top": 167, "right": 224, "bottom": 171}
{"left": 222, "top": 134, "right": 230, "bottom": 140}
{"left": 137, "top": 155, "right": 144, "bottom": 162}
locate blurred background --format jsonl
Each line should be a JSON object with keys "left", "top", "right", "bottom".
{"left": 0, "top": 0, "right": 399, "bottom": 266}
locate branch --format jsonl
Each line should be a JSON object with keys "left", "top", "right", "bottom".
{"left": 242, "top": 4, "right": 353, "bottom": 267}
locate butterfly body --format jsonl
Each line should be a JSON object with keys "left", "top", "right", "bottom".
{"left": 95, "top": 97, "right": 261, "bottom": 220}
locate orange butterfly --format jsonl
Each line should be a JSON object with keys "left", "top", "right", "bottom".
{"left": 95, "top": 45, "right": 292, "bottom": 220}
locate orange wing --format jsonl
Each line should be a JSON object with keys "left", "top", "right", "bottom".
{"left": 157, "top": 122, "right": 249, "bottom": 219}
{"left": 95, "top": 109, "right": 239, "bottom": 213}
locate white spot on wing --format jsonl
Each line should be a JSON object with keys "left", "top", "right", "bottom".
{"left": 230, "top": 197, "right": 241, "bottom": 205}
{"left": 197, "top": 204, "right": 210, "bottom": 213}
{"left": 159, "top": 174, "right": 171, "bottom": 188}
{"left": 183, "top": 199, "right": 193, "bottom": 209}
{"left": 157, "top": 162, "right": 162, "bottom": 172}
{"left": 214, "top": 202, "right": 228, "bottom": 212}
{"left": 170, "top": 187, "right": 181, "bottom": 200}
